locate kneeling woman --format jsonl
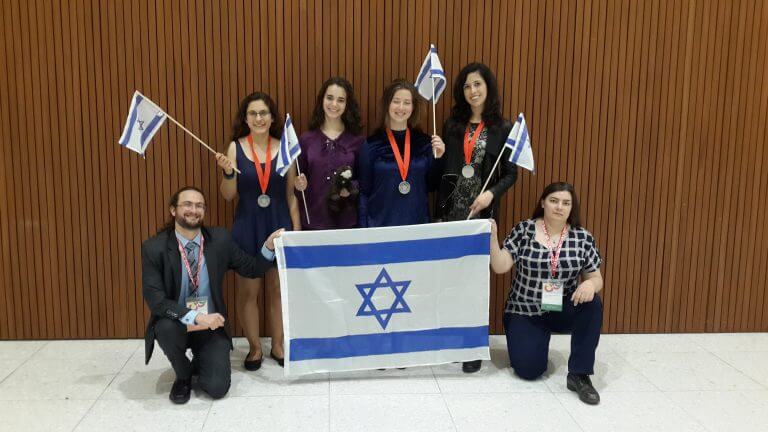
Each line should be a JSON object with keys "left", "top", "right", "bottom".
{"left": 489, "top": 182, "right": 604, "bottom": 405}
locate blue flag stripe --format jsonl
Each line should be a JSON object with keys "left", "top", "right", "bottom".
{"left": 119, "top": 94, "right": 142, "bottom": 146}
{"left": 289, "top": 326, "right": 489, "bottom": 360}
{"left": 416, "top": 57, "right": 432, "bottom": 84}
{"left": 510, "top": 128, "right": 528, "bottom": 163}
{"left": 282, "top": 233, "right": 488, "bottom": 269}
{"left": 139, "top": 112, "right": 166, "bottom": 148}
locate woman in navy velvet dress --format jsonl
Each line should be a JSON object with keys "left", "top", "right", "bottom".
{"left": 217, "top": 92, "right": 300, "bottom": 370}
{"left": 357, "top": 79, "right": 445, "bottom": 227}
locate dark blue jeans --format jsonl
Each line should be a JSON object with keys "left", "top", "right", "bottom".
{"left": 504, "top": 295, "right": 603, "bottom": 380}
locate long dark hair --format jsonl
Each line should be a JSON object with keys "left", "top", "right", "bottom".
{"left": 159, "top": 186, "right": 206, "bottom": 233}
{"left": 229, "top": 92, "right": 283, "bottom": 143}
{"left": 446, "top": 62, "right": 503, "bottom": 135}
{"left": 308, "top": 77, "right": 363, "bottom": 135}
{"left": 375, "top": 79, "right": 422, "bottom": 134}
{"left": 531, "top": 182, "right": 582, "bottom": 228}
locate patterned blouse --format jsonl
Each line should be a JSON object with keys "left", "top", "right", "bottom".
{"left": 503, "top": 219, "right": 603, "bottom": 316}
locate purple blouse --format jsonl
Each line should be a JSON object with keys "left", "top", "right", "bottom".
{"left": 295, "top": 129, "right": 364, "bottom": 230}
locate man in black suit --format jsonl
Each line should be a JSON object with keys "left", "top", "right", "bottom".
{"left": 142, "top": 186, "right": 283, "bottom": 403}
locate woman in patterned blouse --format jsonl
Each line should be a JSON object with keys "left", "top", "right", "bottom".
{"left": 490, "top": 182, "right": 604, "bottom": 405}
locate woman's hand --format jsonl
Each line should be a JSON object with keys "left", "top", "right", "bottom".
{"left": 216, "top": 152, "right": 235, "bottom": 175}
{"left": 295, "top": 173, "right": 308, "bottom": 192}
{"left": 571, "top": 281, "right": 596, "bottom": 306}
{"left": 468, "top": 191, "right": 494, "bottom": 218}
{"left": 431, "top": 135, "right": 446, "bottom": 159}
{"left": 264, "top": 228, "right": 286, "bottom": 251}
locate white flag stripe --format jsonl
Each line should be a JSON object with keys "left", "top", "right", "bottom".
{"left": 504, "top": 112, "right": 535, "bottom": 172}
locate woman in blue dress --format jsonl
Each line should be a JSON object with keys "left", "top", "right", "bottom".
{"left": 217, "top": 92, "right": 300, "bottom": 370}
{"left": 357, "top": 79, "right": 445, "bottom": 227}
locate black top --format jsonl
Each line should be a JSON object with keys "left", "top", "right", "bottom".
{"left": 435, "top": 118, "right": 518, "bottom": 220}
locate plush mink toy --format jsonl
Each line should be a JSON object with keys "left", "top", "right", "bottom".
{"left": 327, "top": 165, "right": 358, "bottom": 216}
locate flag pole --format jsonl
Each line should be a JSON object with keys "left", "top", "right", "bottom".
{"left": 466, "top": 146, "right": 508, "bottom": 220}
{"left": 294, "top": 159, "right": 311, "bottom": 225}
{"left": 136, "top": 91, "right": 241, "bottom": 174}
{"left": 431, "top": 76, "right": 438, "bottom": 158}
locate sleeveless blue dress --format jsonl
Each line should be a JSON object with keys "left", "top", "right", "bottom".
{"left": 231, "top": 139, "right": 293, "bottom": 257}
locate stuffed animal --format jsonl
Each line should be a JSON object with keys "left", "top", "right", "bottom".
{"left": 327, "top": 165, "right": 358, "bottom": 216}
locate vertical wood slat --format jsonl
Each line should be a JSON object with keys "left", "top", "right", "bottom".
{"left": 0, "top": 0, "right": 766, "bottom": 339}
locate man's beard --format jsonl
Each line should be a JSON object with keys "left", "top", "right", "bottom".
{"left": 176, "top": 214, "right": 203, "bottom": 230}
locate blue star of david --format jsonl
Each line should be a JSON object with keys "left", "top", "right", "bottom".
{"left": 355, "top": 268, "right": 411, "bottom": 329}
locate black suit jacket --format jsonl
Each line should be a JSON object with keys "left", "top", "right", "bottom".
{"left": 141, "top": 226, "right": 271, "bottom": 364}
{"left": 435, "top": 119, "right": 518, "bottom": 220}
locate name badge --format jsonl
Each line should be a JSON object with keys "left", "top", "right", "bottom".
{"left": 186, "top": 296, "right": 209, "bottom": 315}
{"left": 541, "top": 280, "right": 563, "bottom": 312}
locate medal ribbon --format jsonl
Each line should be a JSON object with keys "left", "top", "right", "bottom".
{"left": 177, "top": 236, "right": 204, "bottom": 292}
{"left": 247, "top": 135, "right": 272, "bottom": 194}
{"left": 463, "top": 122, "right": 485, "bottom": 166}
{"left": 385, "top": 128, "right": 411, "bottom": 182}
{"left": 541, "top": 222, "right": 568, "bottom": 278}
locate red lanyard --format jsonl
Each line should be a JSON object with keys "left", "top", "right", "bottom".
{"left": 541, "top": 222, "right": 568, "bottom": 278}
{"left": 247, "top": 135, "right": 272, "bottom": 194}
{"left": 385, "top": 128, "right": 411, "bottom": 182}
{"left": 177, "top": 236, "right": 204, "bottom": 290}
{"left": 463, "top": 122, "right": 485, "bottom": 165}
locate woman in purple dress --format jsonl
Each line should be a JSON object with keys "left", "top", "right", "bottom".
{"left": 294, "top": 77, "right": 364, "bottom": 229}
{"left": 216, "top": 92, "right": 300, "bottom": 370}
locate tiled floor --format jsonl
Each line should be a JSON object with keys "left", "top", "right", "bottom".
{"left": 0, "top": 334, "right": 767, "bottom": 432}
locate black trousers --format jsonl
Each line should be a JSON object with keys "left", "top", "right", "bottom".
{"left": 504, "top": 295, "right": 603, "bottom": 380}
{"left": 154, "top": 318, "right": 231, "bottom": 399}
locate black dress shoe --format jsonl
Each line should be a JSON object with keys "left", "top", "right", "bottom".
{"left": 567, "top": 373, "right": 600, "bottom": 405}
{"left": 244, "top": 351, "right": 263, "bottom": 371}
{"left": 169, "top": 378, "right": 192, "bottom": 404}
{"left": 270, "top": 351, "right": 285, "bottom": 367}
{"left": 462, "top": 360, "right": 482, "bottom": 373}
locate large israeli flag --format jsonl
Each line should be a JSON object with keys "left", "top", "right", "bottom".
{"left": 504, "top": 113, "right": 535, "bottom": 172}
{"left": 275, "top": 220, "right": 491, "bottom": 376}
{"left": 118, "top": 91, "right": 167, "bottom": 155}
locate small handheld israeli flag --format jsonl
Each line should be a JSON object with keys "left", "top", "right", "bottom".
{"left": 505, "top": 113, "right": 535, "bottom": 172}
{"left": 118, "top": 91, "right": 167, "bottom": 155}
{"left": 276, "top": 114, "right": 301, "bottom": 177}
{"left": 414, "top": 44, "right": 446, "bottom": 102}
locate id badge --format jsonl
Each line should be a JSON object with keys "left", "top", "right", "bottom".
{"left": 186, "top": 296, "right": 209, "bottom": 315}
{"left": 541, "top": 280, "right": 563, "bottom": 312}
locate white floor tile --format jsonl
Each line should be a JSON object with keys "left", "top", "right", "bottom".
{"left": 432, "top": 359, "right": 550, "bottom": 393}
{"left": 204, "top": 395, "right": 329, "bottom": 432}
{"left": 36, "top": 339, "right": 139, "bottom": 360}
{"left": 74, "top": 398, "right": 210, "bottom": 432}
{"left": 0, "top": 356, "right": 127, "bottom": 400}
{"left": 445, "top": 393, "right": 582, "bottom": 432}
{"left": 665, "top": 390, "right": 768, "bottom": 432}
{"left": 711, "top": 351, "right": 768, "bottom": 388}
{"left": 330, "top": 394, "right": 455, "bottom": 432}
{"left": 0, "top": 358, "right": 27, "bottom": 382}
{"left": 606, "top": 334, "right": 705, "bottom": 353}
{"left": 330, "top": 367, "right": 439, "bottom": 395}
{"left": 624, "top": 352, "right": 763, "bottom": 391}
{"left": 228, "top": 360, "right": 329, "bottom": 397}
{"left": 687, "top": 333, "right": 768, "bottom": 353}
{"left": 556, "top": 391, "right": 707, "bottom": 432}
{"left": 0, "top": 341, "right": 47, "bottom": 361}
{"left": 543, "top": 351, "right": 657, "bottom": 393}
{"left": 0, "top": 399, "right": 95, "bottom": 432}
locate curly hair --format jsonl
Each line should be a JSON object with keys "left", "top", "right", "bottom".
{"left": 308, "top": 77, "right": 363, "bottom": 135}
{"left": 229, "top": 92, "right": 283, "bottom": 143}
{"left": 445, "top": 62, "right": 503, "bottom": 135}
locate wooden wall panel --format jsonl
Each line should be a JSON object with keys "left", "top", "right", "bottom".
{"left": 0, "top": 0, "right": 766, "bottom": 339}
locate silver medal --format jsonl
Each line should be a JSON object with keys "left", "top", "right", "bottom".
{"left": 461, "top": 164, "right": 475, "bottom": 178}
{"left": 398, "top": 181, "right": 411, "bottom": 195}
{"left": 257, "top": 194, "right": 271, "bottom": 208}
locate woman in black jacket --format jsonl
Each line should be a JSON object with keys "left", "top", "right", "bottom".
{"left": 436, "top": 62, "right": 518, "bottom": 373}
